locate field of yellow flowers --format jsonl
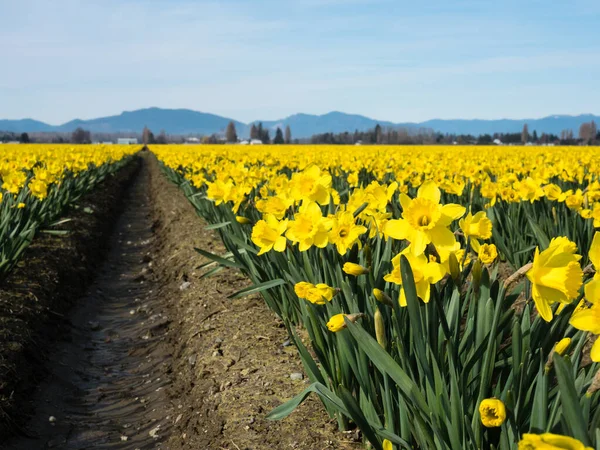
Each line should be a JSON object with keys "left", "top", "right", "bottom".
{"left": 0, "top": 144, "right": 137, "bottom": 281}
{"left": 154, "top": 144, "right": 600, "bottom": 449}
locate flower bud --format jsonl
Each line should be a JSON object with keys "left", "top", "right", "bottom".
{"left": 326, "top": 313, "right": 364, "bottom": 332}
{"left": 545, "top": 337, "right": 571, "bottom": 373}
{"left": 472, "top": 259, "right": 482, "bottom": 288}
{"left": 373, "top": 288, "right": 393, "bottom": 307}
{"left": 235, "top": 216, "right": 252, "bottom": 224}
{"left": 343, "top": 262, "right": 369, "bottom": 276}
{"left": 374, "top": 308, "right": 387, "bottom": 349}
{"left": 448, "top": 252, "right": 460, "bottom": 283}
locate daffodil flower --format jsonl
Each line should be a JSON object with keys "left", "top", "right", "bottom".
{"left": 384, "top": 181, "right": 465, "bottom": 256}
{"left": 384, "top": 247, "right": 446, "bottom": 306}
{"left": 251, "top": 214, "right": 288, "bottom": 255}
{"left": 518, "top": 433, "right": 593, "bottom": 450}
{"left": 526, "top": 237, "right": 583, "bottom": 322}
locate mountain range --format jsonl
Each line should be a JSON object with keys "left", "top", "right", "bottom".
{"left": 1, "top": 107, "right": 598, "bottom": 138}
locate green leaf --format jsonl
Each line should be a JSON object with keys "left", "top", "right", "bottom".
{"left": 204, "top": 221, "right": 231, "bottom": 230}
{"left": 40, "top": 229, "right": 70, "bottom": 235}
{"left": 554, "top": 355, "right": 592, "bottom": 446}
{"left": 266, "top": 382, "right": 347, "bottom": 421}
{"left": 526, "top": 215, "right": 550, "bottom": 250}
{"left": 194, "top": 247, "right": 243, "bottom": 269}
{"left": 345, "top": 319, "right": 431, "bottom": 417}
{"left": 338, "top": 385, "right": 383, "bottom": 450}
{"left": 228, "top": 278, "right": 286, "bottom": 299}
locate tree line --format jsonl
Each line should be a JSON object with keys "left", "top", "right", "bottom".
{"left": 2, "top": 120, "right": 598, "bottom": 146}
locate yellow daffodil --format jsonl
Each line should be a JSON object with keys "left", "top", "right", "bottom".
{"left": 343, "top": 262, "right": 369, "bottom": 276}
{"left": 584, "top": 232, "right": 600, "bottom": 304}
{"left": 235, "top": 216, "right": 252, "bottom": 224}
{"left": 295, "top": 281, "right": 337, "bottom": 305}
{"left": 478, "top": 243, "right": 498, "bottom": 265}
{"left": 459, "top": 211, "right": 493, "bottom": 241}
{"left": 328, "top": 210, "right": 367, "bottom": 255}
{"left": 251, "top": 214, "right": 288, "bottom": 255}
{"left": 326, "top": 313, "right": 363, "bottom": 332}
{"left": 289, "top": 165, "right": 332, "bottom": 205}
{"left": 554, "top": 337, "right": 571, "bottom": 356}
{"left": 384, "top": 181, "right": 465, "bottom": 256}
{"left": 285, "top": 201, "right": 330, "bottom": 251}
{"left": 518, "top": 433, "right": 593, "bottom": 450}
{"left": 326, "top": 314, "right": 347, "bottom": 332}
{"left": 479, "top": 398, "right": 506, "bottom": 427}
{"left": 384, "top": 247, "right": 446, "bottom": 306}
{"left": 526, "top": 237, "right": 583, "bottom": 322}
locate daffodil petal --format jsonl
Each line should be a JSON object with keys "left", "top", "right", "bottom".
{"left": 417, "top": 181, "right": 440, "bottom": 204}
{"left": 591, "top": 338, "right": 600, "bottom": 362}
{"left": 570, "top": 307, "right": 600, "bottom": 334}
{"left": 385, "top": 219, "right": 410, "bottom": 240}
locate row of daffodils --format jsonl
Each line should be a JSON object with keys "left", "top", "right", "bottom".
{"left": 0, "top": 144, "right": 137, "bottom": 280}
{"left": 155, "top": 144, "right": 600, "bottom": 450}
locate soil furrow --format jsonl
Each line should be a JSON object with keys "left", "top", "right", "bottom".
{"left": 4, "top": 156, "right": 174, "bottom": 449}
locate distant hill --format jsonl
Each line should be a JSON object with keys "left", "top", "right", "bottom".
{"left": 255, "top": 111, "right": 403, "bottom": 138}
{"left": 1, "top": 108, "right": 598, "bottom": 138}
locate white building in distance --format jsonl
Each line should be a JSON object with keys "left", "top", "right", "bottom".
{"left": 118, "top": 138, "right": 138, "bottom": 145}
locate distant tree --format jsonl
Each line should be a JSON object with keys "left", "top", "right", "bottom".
{"left": 71, "top": 127, "right": 91, "bottom": 144}
{"left": 262, "top": 129, "right": 271, "bottom": 144}
{"left": 142, "top": 126, "right": 155, "bottom": 145}
{"left": 257, "top": 122, "right": 264, "bottom": 141}
{"left": 250, "top": 124, "right": 259, "bottom": 140}
{"left": 521, "top": 124, "right": 529, "bottom": 144}
{"left": 477, "top": 134, "right": 493, "bottom": 145}
{"left": 579, "top": 121, "right": 597, "bottom": 145}
{"left": 375, "top": 124, "right": 382, "bottom": 144}
{"left": 560, "top": 129, "right": 575, "bottom": 145}
{"left": 532, "top": 130, "right": 538, "bottom": 143}
{"left": 579, "top": 122, "right": 592, "bottom": 144}
{"left": 284, "top": 125, "right": 292, "bottom": 144}
{"left": 19, "top": 132, "right": 30, "bottom": 143}
{"left": 155, "top": 130, "right": 168, "bottom": 144}
{"left": 274, "top": 127, "right": 284, "bottom": 144}
{"left": 226, "top": 121, "right": 238, "bottom": 143}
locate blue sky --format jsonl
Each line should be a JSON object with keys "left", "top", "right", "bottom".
{"left": 1, "top": 0, "right": 599, "bottom": 124}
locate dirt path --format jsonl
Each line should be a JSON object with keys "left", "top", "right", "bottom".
{"left": 4, "top": 156, "right": 175, "bottom": 449}
{"left": 1, "top": 154, "right": 358, "bottom": 450}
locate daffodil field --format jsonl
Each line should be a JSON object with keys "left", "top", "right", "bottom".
{"left": 0, "top": 144, "right": 137, "bottom": 281}
{"left": 153, "top": 144, "right": 600, "bottom": 450}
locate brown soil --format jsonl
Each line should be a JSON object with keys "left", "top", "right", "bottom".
{"left": 0, "top": 157, "right": 141, "bottom": 440}
{"left": 0, "top": 153, "right": 358, "bottom": 449}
